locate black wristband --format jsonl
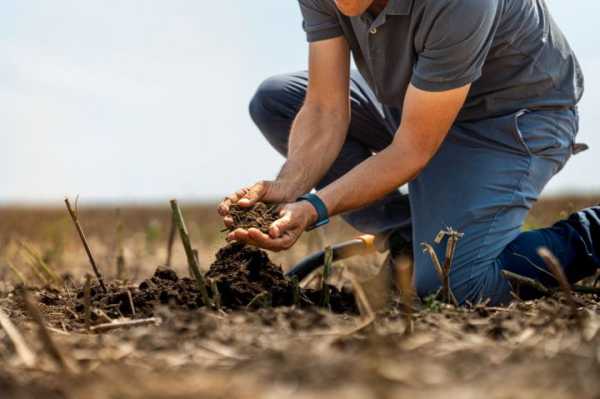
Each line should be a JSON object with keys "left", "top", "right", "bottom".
{"left": 297, "top": 193, "right": 330, "bottom": 230}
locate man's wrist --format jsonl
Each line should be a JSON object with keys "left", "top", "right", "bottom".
{"left": 297, "top": 193, "right": 330, "bottom": 230}
{"left": 299, "top": 200, "right": 319, "bottom": 226}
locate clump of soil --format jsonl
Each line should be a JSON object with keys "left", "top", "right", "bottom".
{"left": 207, "top": 243, "right": 356, "bottom": 312}
{"left": 206, "top": 242, "right": 295, "bottom": 308}
{"left": 66, "top": 244, "right": 356, "bottom": 324}
{"left": 228, "top": 202, "right": 279, "bottom": 234}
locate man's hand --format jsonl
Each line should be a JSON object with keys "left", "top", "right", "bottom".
{"left": 218, "top": 180, "right": 295, "bottom": 227}
{"left": 226, "top": 200, "right": 318, "bottom": 252}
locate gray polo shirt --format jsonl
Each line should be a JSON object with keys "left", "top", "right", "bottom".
{"left": 298, "top": 0, "right": 584, "bottom": 122}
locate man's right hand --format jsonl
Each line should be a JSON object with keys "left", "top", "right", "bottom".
{"left": 217, "top": 180, "right": 294, "bottom": 227}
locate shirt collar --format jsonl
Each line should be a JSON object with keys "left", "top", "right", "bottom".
{"left": 357, "top": 0, "right": 414, "bottom": 29}
{"left": 387, "top": 0, "right": 414, "bottom": 16}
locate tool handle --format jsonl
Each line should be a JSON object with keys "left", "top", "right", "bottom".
{"left": 285, "top": 235, "right": 376, "bottom": 280}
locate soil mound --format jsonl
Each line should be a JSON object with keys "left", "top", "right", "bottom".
{"left": 70, "top": 244, "right": 356, "bottom": 322}
{"left": 64, "top": 202, "right": 357, "bottom": 321}
{"left": 206, "top": 242, "right": 294, "bottom": 308}
{"left": 206, "top": 243, "right": 356, "bottom": 312}
{"left": 73, "top": 268, "right": 203, "bottom": 320}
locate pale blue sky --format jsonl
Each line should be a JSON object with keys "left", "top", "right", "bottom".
{"left": 2, "top": 1, "right": 598, "bottom": 204}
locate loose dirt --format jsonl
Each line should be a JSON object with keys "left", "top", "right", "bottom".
{"left": 206, "top": 243, "right": 356, "bottom": 312}
{"left": 41, "top": 242, "right": 355, "bottom": 331}
{"left": 227, "top": 202, "right": 279, "bottom": 234}
{"left": 3, "top": 289, "right": 600, "bottom": 399}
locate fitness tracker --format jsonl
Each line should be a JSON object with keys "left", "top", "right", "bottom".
{"left": 297, "top": 193, "right": 330, "bottom": 231}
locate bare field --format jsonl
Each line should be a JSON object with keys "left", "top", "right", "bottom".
{"left": 1, "top": 196, "right": 600, "bottom": 399}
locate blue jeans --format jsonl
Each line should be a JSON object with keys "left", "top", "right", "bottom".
{"left": 249, "top": 71, "right": 598, "bottom": 305}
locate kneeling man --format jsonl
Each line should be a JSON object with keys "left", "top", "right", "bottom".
{"left": 220, "top": 0, "right": 599, "bottom": 305}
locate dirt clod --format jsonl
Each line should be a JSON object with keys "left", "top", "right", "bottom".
{"left": 67, "top": 243, "right": 356, "bottom": 323}
{"left": 207, "top": 242, "right": 356, "bottom": 312}
{"left": 206, "top": 243, "right": 293, "bottom": 308}
{"left": 72, "top": 268, "right": 204, "bottom": 322}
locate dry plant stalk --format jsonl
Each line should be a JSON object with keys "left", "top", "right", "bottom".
{"left": 90, "top": 317, "right": 160, "bottom": 333}
{"left": 421, "top": 227, "right": 463, "bottom": 306}
{"left": 538, "top": 247, "right": 579, "bottom": 317}
{"left": 501, "top": 270, "right": 553, "bottom": 296}
{"left": 421, "top": 243, "right": 444, "bottom": 282}
{"left": 31, "top": 267, "right": 49, "bottom": 285}
{"left": 127, "top": 290, "right": 136, "bottom": 317}
{"left": 571, "top": 285, "right": 600, "bottom": 295}
{"left": 210, "top": 281, "right": 221, "bottom": 310}
{"left": 116, "top": 253, "right": 126, "bottom": 281}
{"left": 192, "top": 249, "right": 200, "bottom": 279}
{"left": 93, "top": 309, "right": 113, "bottom": 324}
{"left": 19, "top": 241, "right": 60, "bottom": 285}
{"left": 501, "top": 268, "right": 600, "bottom": 298}
{"left": 291, "top": 275, "right": 300, "bottom": 306}
{"left": 20, "top": 289, "right": 72, "bottom": 373}
{"left": 348, "top": 273, "right": 374, "bottom": 321}
{"left": 169, "top": 199, "right": 212, "bottom": 307}
{"left": 64, "top": 198, "right": 107, "bottom": 293}
{"left": 299, "top": 270, "right": 322, "bottom": 290}
{"left": 6, "top": 260, "right": 27, "bottom": 285}
{"left": 394, "top": 255, "right": 414, "bottom": 334}
{"left": 321, "top": 246, "right": 333, "bottom": 308}
{"left": 246, "top": 292, "right": 270, "bottom": 309}
{"left": 437, "top": 228, "right": 463, "bottom": 306}
{"left": 0, "top": 308, "right": 37, "bottom": 367}
{"left": 115, "top": 209, "right": 126, "bottom": 280}
{"left": 20, "top": 253, "right": 48, "bottom": 285}
{"left": 346, "top": 273, "right": 376, "bottom": 334}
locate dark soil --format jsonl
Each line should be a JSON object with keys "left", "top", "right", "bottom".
{"left": 206, "top": 243, "right": 356, "bottom": 312}
{"left": 227, "top": 202, "right": 279, "bottom": 234}
{"left": 3, "top": 201, "right": 600, "bottom": 399}
{"left": 61, "top": 243, "right": 355, "bottom": 327}
{"left": 59, "top": 268, "right": 204, "bottom": 323}
{"left": 206, "top": 243, "right": 295, "bottom": 308}
{"left": 0, "top": 371, "right": 64, "bottom": 399}
{"left": 34, "top": 202, "right": 358, "bottom": 328}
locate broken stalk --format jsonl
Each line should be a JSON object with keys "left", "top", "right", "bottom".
{"left": 64, "top": 198, "right": 107, "bottom": 293}
{"left": 169, "top": 199, "right": 212, "bottom": 307}
{"left": 321, "top": 246, "right": 333, "bottom": 308}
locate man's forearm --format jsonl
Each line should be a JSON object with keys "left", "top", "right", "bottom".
{"left": 276, "top": 103, "right": 349, "bottom": 199}
{"left": 315, "top": 83, "right": 469, "bottom": 220}
{"left": 316, "top": 127, "right": 430, "bottom": 218}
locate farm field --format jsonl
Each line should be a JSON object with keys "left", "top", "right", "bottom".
{"left": 1, "top": 195, "right": 600, "bottom": 399}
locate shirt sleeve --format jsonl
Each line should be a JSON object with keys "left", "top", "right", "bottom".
{"left": 298, "top": 0, "right": 343, "bottom": 42}
{"left": 411, "top": 0, "right": 501, "bottom": 92}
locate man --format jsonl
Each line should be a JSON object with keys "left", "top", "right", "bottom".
{"left": 219, "top": 0, "right": 600, "bottom": 305}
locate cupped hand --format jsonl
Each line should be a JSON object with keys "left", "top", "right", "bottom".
{"left": 226, "top": 201, "right": 317, "bottom": 252}
{"left": 217, "top": 180, "right": 293, "bottom": 227}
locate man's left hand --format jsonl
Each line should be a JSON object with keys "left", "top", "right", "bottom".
{"left": 226, "top": 201, "right": 318, "bottom": 252}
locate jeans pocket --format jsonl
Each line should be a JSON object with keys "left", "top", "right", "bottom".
{"left": 511, "top": 108, "right": 579, "bottom": 174}
{"left": 511, "top": 109, "right": 533, "bottom": 155}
